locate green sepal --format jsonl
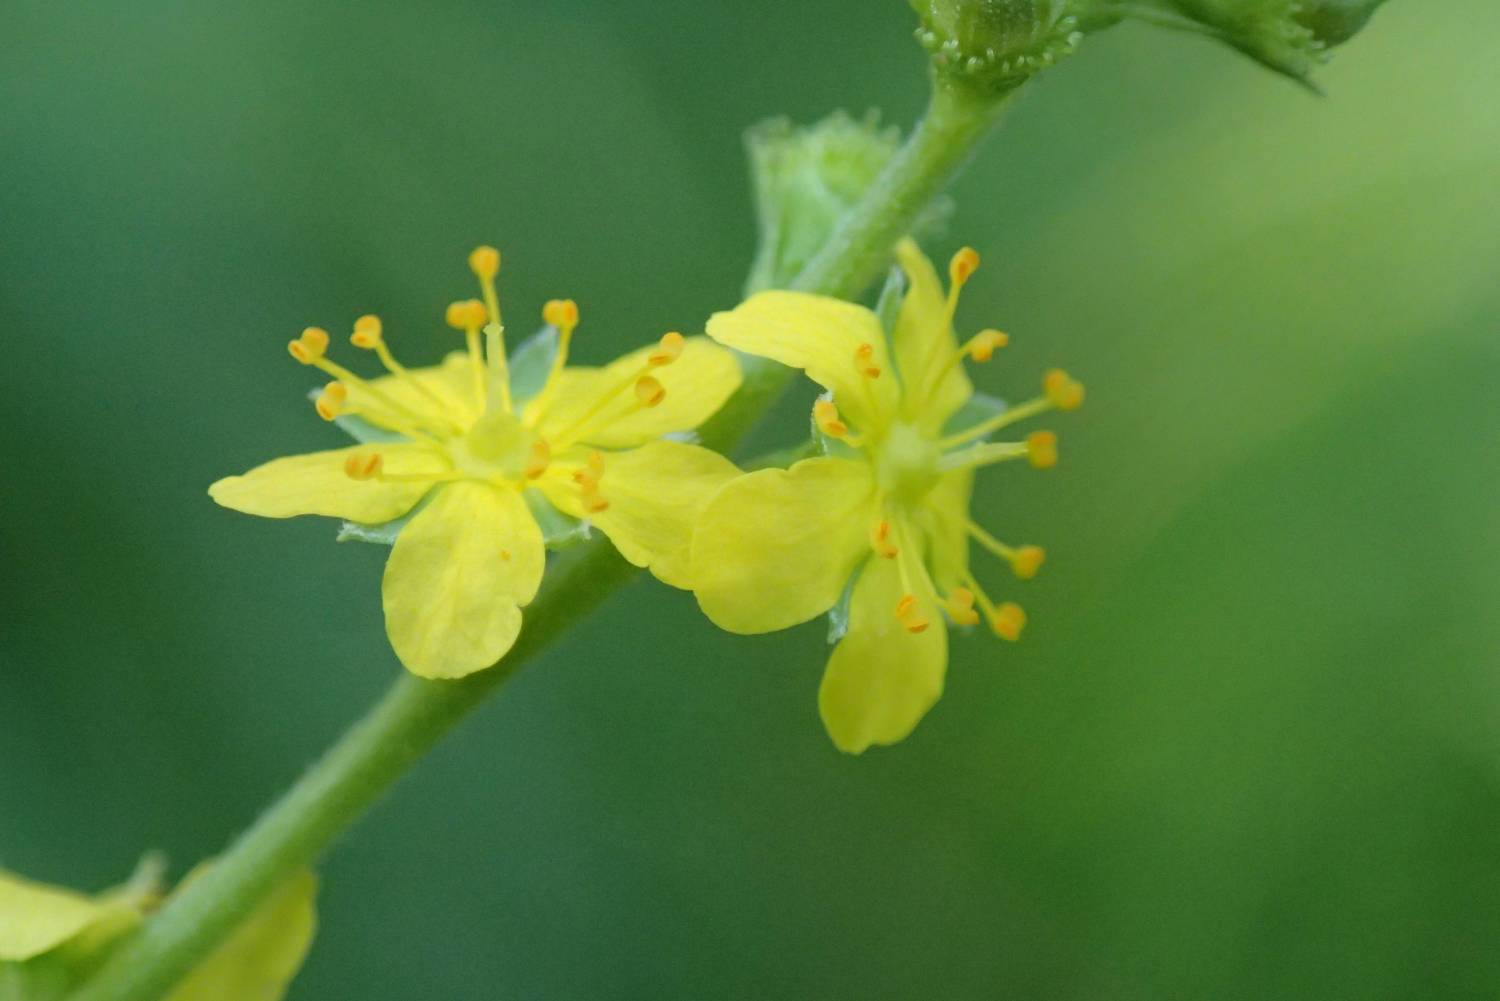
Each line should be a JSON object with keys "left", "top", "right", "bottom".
{"left": 910, "top": 0, "right": 1087, "bottom": 94}
{"left": 506, "top": 324, "right": 559, "bottom": 407}
{"left": 523, "top": 488, "right": 593, "bottom": 550}
{"left": 942, "top": 391, "right": 1007, "bottom": 441}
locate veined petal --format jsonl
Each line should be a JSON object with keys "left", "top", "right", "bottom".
{"left": 893, "top": 238, "right": 972, "bottom": 432}
{"left": 705, "top": 291, "right": 899, "bottom": 433}
{"left": 348, "top": 350, "right": 479, "bottom": 431}
{"left": 0, "top": 870, "right": 122, "bottom": 962}
{"left": 917, "top": 468, "right": 974, "bottom": 593}
{"left": 382, "top": 482, "right": 544, "bottom": 679}
{"left": 164, "top": 868, "right": 316, "bottom": 1001}
{"left": 530, "top": 337, "right": 741, "bottom": 448}
{"left": 208, "top": 444, "right": 445, "bottom": 523}
{"left": 538, "top": 441, "right": 739, "bottom": 589}
{"left": 819, "top": 554, "right": 947, "bottom": 754}
{"left": 691, "top": 456, "right": 876, "bottom": 634}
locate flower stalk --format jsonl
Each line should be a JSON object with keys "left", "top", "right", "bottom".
{"left": 63, "top": 72, "right": 1020, "bottom": 1001}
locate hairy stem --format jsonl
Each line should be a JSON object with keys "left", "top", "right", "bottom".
{"left": 65, "top": 74, "right": 1015, "bottom": 1001}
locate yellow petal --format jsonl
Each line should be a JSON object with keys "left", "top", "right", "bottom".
{"left": 0, "top": 870, "right": 122, "bottom": 962}
{"left": 164, "top": 869, "right": 316, "bottom": 1001}
{"left": 530, "top": 337, "right": 741, "bottom": 448}
{"left": 819, "top": 554, "right": 947, "bottom": 754}
{"left": 893, "top": 238, "right": 973, "bottom": 432}
{"left": 382, "top": 482, "right": 543, "bottom": 679}
{"left": 917, "top": 469, "right": 974, "bottom": 593}
{"left": 691, "top": 457, "right": 876, "bottom": 634}
{"left": 348, "top": 350, "right": 479, "bottom": 430}
{"left": 209, "top": 444, "right": 446, "bottom": 522}
{"left": 539, "top": 441, "right": 739, "bottom": 589}
{"left": 705, "top": 291, "right": 899, "bottom": 433}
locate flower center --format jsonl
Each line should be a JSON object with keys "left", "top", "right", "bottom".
{"left": 875, "top": 420, "right": 941, "bottom": 504}
{"left": 450, "top": 411, "right": 537, "bottom": 482}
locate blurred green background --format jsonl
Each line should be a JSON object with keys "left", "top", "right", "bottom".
{"left": 3, "top": 1, "right": 1497, "bottom": 998}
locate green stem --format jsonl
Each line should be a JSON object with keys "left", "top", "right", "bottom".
{"left": 66, "top": 73, "right": 1015, "bottom": 1001}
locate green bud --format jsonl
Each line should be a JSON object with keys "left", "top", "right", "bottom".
{"left": 908, "top": 0, "right": 1087, "bottom": 93}
{"left": 742, "top": 112, "right": 950, "bottom": 293}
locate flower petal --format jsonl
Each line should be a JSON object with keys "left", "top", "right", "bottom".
{"left": 539, "top": 441, "right": 739, "bottom": 589}
{"left": 381, "top": 482, "right": 543, "bottom": 679}
{"left": 348, "top": 351, "right": 479, "bottom": 431}
{"left": 893, "top": 238, "right": 972, "bottom": 432}
{"left": 705, "top": 291, "right": 899, "bottom": 433}
{"left": 819, "top": 555, "right": 947, "bottom": 754}
{"left": 530, "top": 337, "right": 741, "bottom": 448}
{"left": 691, "top": 456, "right": 876, "bottom": 634}
{"left": 164, "top": 869, "right": 316, "bottom": 1001}
{"left": 917, "top": 468, "right": 974, "bottom": 593}
{"left": 0, "top": 870, "right": 120, "bottom": 961}
{"left": 208, "top": 444, "right": 445, "bottom": 523}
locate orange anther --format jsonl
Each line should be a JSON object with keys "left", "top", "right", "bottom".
{"left": 1043, "top": 369, "right": 1085, "bottom": 411}
{"left": 814, "top": 399, "right": 849, "bottom": 439}
{"left": 634, "top": 375, "right": 665, "bottom": 407}
{"left": 894, "top": 593, "right": 930, "bottom": 634}
{"left": 343, "top": 451, "right": 383, "bottom": 481}
{"left": 523, "top": 439, "right": 551, "bottom": 480}
{"left": 969, "top": 329, "right": 1008, "bottom": 363}
{"left": 949, "top": 247, "right": 980, "bottom": 286}
{"left": 468, "top": 246, "right": 501, "bottom": 280}
{"left": 542, "top": 298, "right": 578, "bottom": 330}
{"left": 944, "top": 587, "right": 980, "bottom": 626}
{"left": 445, "top": 299, "right": 488, "bottom": 330}
{"left": 1011, "top": 545, "right": 1046, "bottom": 580}
{"left": 287, "top": 326, "right": 330, "bottom": 364}
{"left": 870, "top": 520, "right": 899, "bottom": 559}
{"left": 351, "top": 314, "right": 383, "bottom": 348}
{"left": 648, "top": 331, "right": 685, "bottom": 367}
{"left": 314, "top": 382, "right": 348, "bottom": 421}
{"left": 854, "top": 342, "right": 881, "bottom": 379}
{"left": 1027, "top": 431, "right": 1058, "bottom": 470}
{"left": 991, "top": 602, "right": 1027, "bottom": 642}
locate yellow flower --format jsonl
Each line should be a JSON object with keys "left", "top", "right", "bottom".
{"left": 0, "top": 861, "right": 315, "bottom": 1001}
{"left": 692, "top": 238, "right": 1083, "bottom": 753}
{"left": 210, "top": 247, "right": 741, "bottom": 679}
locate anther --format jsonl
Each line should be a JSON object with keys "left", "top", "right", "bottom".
{"left": 949, "top": 247, "right": 981, "bottom": 287}
{"left": 542, "top": 298, "right": 578, "bottom": 332}
{"left": 468, "top": 246, "right": 501, "bottom": 281}
{"left": 990, "top": 602, "right": 1027, "bottom": 642}
{"left": 854, "top": 342, "right": 881, "bottom": 379}
{"left": 351, "top": 314, "right": 383, "bottom": 349}
{"left": 648, "top": 331, "right": 685, "bottom": 367}
{"left": 969, "top": 329, "right": 1009, "bottom": 362}
{"left": 634, "top": 375, "right": 666, "bottom": 407}
{"left": 894, "top": 594, "right": 931, "bottom": 634}
{"left": 287, "top": 327, "right": 330, "bottom": 364}
{"left": 869, "top": 520, "right": 899, "bottom": 559}
{"left": 314, "top": 382, "right": 348, "bottom": 421}
{"left": 445, "top": 299, "right": 488, "bottom": 331}
{"left": 1043, "top": 369, "right": 1085, "bottom": 411}
{"left": 581, "top": 491, "right": 610, "bottom": 514}
{"left": 343, "top": 451, "right": 383, "bottom": 481}
{"left": 522, "top": 439, "right": 551, "bottom": 480}
{"left": 814, "top": 400, "right": 850, "bottom": 440}
{"left": 1027, "top": 431, "right": 1058, "bottom": 470}
{"left": 1011, "top": 545, "right": 1046, "bottom": 580}
{"left": 944, "top": 587, "right": 981, "bottom": 626}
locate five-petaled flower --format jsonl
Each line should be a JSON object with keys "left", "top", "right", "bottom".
{"left": 691, "top": 238, "right": 1083, "bottom": 753}
{"left": 210, "top": 247, "right": 741, "bottom": 679}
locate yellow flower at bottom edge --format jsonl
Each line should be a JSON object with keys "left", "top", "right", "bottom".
{"left": 692, "top": 238, "right": 1083, "bottom": 754}
{"left": 0, "top": 861, "right": 315, "bottom": 1001}
{"left": 210, "top": 247, "right": 742, "bottom": 679}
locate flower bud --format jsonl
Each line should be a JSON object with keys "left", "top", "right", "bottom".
{"left": 909, "top": 0, "right": 1085, "bottom": 92}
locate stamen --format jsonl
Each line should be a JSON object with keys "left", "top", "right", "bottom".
{"left": 854, "top": 342, "right": 882, "bottom": 379}
{"left": 314, "top": 382, "right": 347, "bottom": 421}
{"left": 648, "top": 331, "right": 685, "bottom": 367}
{"left": 527, "top": 299, "right": 580, "bottom": 415}
{"left": 1027, "top": 431, "right": 1058, "bottom": 470}
{"left": 350, "top": 313, "right": 451, "bottom": 414}
{"left": 893, "top": 593, "right": 931, "bottom": 634}
{"left": 937, "top": 440, "right": 1029, "bottom": 474}
{"left": 938, "top": 394, "right": 1052, "bottom": 450}
{"left": 287, "top": 327, "right": 330, "bottom": 364}
{"left": 522, "top": 439, "right": 551, "bottom": 480}
{"left": 944, "top": 587, "right": 981, "bottom": 626}
{"left": 968, "top": 329, "right": 1008, "bottom": 362}
{"left": 814, "top": 399, "right": 859, "bottom": 443}
{"left": 574, "top": 452, "right": 609, "bottom": 513}
{"left": 469, "top": 246, "right": 513, "bottom": 415}
{"left": 991, "top": 602, "right": 1027, "bottom": 642}
{"left": 343, "top": 451, "right": 383, "bottom": 480}
{"left": 446, "top": 299, "right": 489, "bottom": 409}
{"left": 1043, "top": 369, "right": 1085, "bottom": 411}
{"left": 967, "top": 520, "right": 1046, "bottom": 580}
{"left": 869, "top": 519, "right": 899, "bottom": 559}
{"left": 634, "top": 375, "right": 666, "bottom": 407}
{"left": 945, "top": 247, "right": 980, "bottom": 324}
